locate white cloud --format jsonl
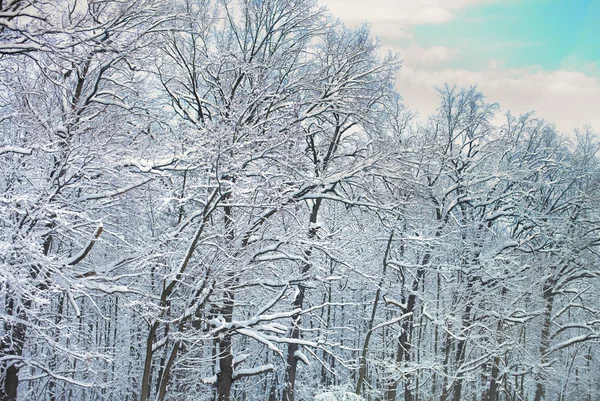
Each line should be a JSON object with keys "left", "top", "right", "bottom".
{"left": 397, "top": 43, "right": 460, "bottom": 68}
{"left": 413, "top": 6, "right": 454, "bottom": 25}
{"left": 320, "top": 0, "right": 500, "bottom": 29}
{"left": 396, "top": 63, "right": 600, "bottom": 134}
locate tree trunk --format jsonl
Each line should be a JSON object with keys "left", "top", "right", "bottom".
{"left": 534, "top": 277, "right": 555, "bottom": 401}
{"left": 356, "top": 232, "right": 394, "bottom": 396}
{"left": 386, "top": 254, "right": 427, "bottom": 401}
{"left": 439, "top": 322, "right": 453, "bottom": 401}
{"left": 282, "top": 199, "right": 321, "bottom": 401}
{"left": 217, "top": 290, "right": 235, "bottom": 401}
{"left": 450, "top": 278, "right": 474, "bottom": 401}
{"left": 484, "top": 307, "right": 505, "bottom": 401}
{"left": 217, "top": 202, "right": 236, "bottom": 401}
{"left": 282, "top": 285, "right": 306, "bottom": 401}
{"left": 140, "top": 322, "right": 159, "bottom": 401}
{"left": 0, "top": 297, "right": 27, "bottom": 401}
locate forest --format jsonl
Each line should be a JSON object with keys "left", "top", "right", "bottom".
{"left": 1, "top": 1, "right": 599, "bottom": 400}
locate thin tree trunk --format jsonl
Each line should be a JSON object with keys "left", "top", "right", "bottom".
{"left": 450, "top": 278, "right": 474, "bottom": 401}
{"left": 534, "top": 277, "right": 555, "bottom": 401}
{"left": 484, "top": 294, "right": 505, "bottom": 401}
{"left": 356, "top": 231, "right": 394, "bottom": 396}
{"left": 386, "top": 254, "right": 427, "bottom": 401}
{"left": 217, "top": 201, "right": 236, "bottom": 401}
{"left": 440, "top": 327, "right": 453, "bottom": 401}
{"left": 282, "top": 199, "right": 321, "bottom": 401}
{"left": 321, "top": 261, "right": 334, "bottom": 386}
{"left": 432, "top": 271, "right": 442, "bottom": 399}
{"left": 140, "top": 321, "right": 160, "bottom": 401}
{"left": 217, "top": 291, "right": 235, "bottom": 401}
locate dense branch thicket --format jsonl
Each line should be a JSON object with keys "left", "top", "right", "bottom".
{"left": 1, "top": 1, "right": 599, "bottom": 401}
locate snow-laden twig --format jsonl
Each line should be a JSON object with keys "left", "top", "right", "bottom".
{"left": 294, "top": 350, "right": 310, "bottom": 366}
{"left": 79, "top": 179, "right": 152, "bottom": 201}
{"left": 371, "top": 312, "right": 413, "bottom": 332}
{"left": 233, "top": 364, "right": 274, "bottom": 380}
{"left": 0, "top": 145, "right": 33, "bottom": 155}
{"left": 66, "top": 223, "right": 103, "bottom": 266}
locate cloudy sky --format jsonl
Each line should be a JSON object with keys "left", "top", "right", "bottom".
{"left": 319, "top": 0, "right": 600, "bottom": 134}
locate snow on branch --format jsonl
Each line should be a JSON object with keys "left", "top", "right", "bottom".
{"left": 236, "top": 328, "right": 284, "bottom": 357}
{"left": 371, "top": 312, "right": 413, "bottom": 332}
{"left": 294, "top": 350, "right": 310, "bottom": 366}
{"left": 0, "top": 145, "right": 33, "bottom": 155}
{"left": 546, "top": 333, "right": 600, "bottom": 355}
{"left": 123, "top": 156, "right": 178, "bottom": 172}
{"left": 210, "top": 309, "right": 301, "bottom": 333}
{"left": 79, "top": 179, "right": 152, "bottom": 201}
{"left": 66, "top": 223, "right": 103, "bottom": 266}
{"left": 232, "top": 354, "right": 249, "bottom": 367}
{"left": 201, "top": 375, "right": 217, "bottom": 385}
{"left": 233, "top": 364, "right": 274, "bottom": 380}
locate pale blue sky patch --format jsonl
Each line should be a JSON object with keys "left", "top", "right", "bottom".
{"left": 411, "top": 0, "right": 600, "bottom": 74}
{"left": 320, "top": 0, "right": 600, "bottom": 133}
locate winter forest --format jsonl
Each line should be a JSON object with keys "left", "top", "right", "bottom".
{"left": 1, "top": 1, "right": 599, "bottom": 401}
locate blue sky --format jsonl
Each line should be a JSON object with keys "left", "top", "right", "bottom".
{"left": 321, "top": 0, "right": 600, "bottom": 133}
{"left": 411, "top": 0, "right": 600, "bottom": 74}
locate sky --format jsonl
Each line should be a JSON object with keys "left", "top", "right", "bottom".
{"left": 319, "top": 0, "right": 600, "bottom": 134}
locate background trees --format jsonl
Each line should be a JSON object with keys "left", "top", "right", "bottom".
{"left": 1, "top": 1, "right": 599, "bottom": 401}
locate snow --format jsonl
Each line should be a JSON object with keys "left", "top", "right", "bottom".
{"left": 79, "top": 180, "right": 152, "bottom": 201}
{"left": 294, "top": 350, "right": 310, "bottom": 366}
{"left": 232, "top": 353, "right": 249, "bottom": 366}
{"left": 258, "top": 323, "right": 288, "bottom": 334}
{"left": 201, "top": 375, "right": 217, "bottom": 385}
{"left": 315, "top": 387, "right": 365, "bottom": 401}
{"left": 232, "top": 364, "right": 273, "bottom": 379}
{"left": 0, "top": 145, "right": 33, "bottom": 155}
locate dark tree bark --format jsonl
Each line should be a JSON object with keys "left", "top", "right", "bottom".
{"left": 356, "top": 231, "right": 394, "bottom": 396}
{"left": 217, "top": 293, "right": 235, "bottom": 401}
{"left": 0, "top": 296, "right": 28, "bottom": 401}
{"left": 534, "top": 278, "right": 555, "bottom": 401}
{"left": 282, "top": 199, "right": 321, "bottom": 401}
{"left": 217, "top": 201, "right": 236, "bottom": 401}
{"left": 385, "top": 252, "right": 428, "bottom": 401}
